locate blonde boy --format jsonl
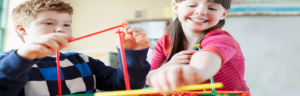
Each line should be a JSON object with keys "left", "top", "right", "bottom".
{"left": 0, "top": 0, "right": 150, "bottom": 96}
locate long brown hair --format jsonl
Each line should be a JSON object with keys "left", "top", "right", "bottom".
{"left": 164, "top": 0, "right": 231, "bottom": 63}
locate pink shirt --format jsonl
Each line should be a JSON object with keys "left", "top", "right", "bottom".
{"left": 150, "top": 28, "right": 249, "bottom": 93}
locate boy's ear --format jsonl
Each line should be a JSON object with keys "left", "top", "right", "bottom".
{"left": 16, "top": 25, "right": 27, "bottom": 35}
{"left": 220, "top": 10, "right": 229, "bottom": 20}
{"left": 172, "top": 3, "right": 179, "bottom": 14}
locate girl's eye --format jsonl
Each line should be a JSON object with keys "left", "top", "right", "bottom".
{"left": 209, "top": 8, "right": 217, "bottom": 10}
{"left": 188, "top": 5, "right": 197, "bottom": 8}
{"left": 64, "top": 24, "right": 70, "bottom": 27}
{"left": 46, "top": 22, "right": 53, "bottom": 25}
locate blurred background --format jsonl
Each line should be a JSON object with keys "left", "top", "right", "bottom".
{"left": 1, "top": 0, "right": 300, "bottom": 96}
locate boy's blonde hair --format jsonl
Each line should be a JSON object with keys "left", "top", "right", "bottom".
{"left": 12, "top": 0, "right": 73, "bottom": 42}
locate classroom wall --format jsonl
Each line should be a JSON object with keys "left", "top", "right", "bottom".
{"left": 3, "top": 0, "right": 27, "bottom": 51}
{"left": 63, "top": 0, "right": 171, "bottom": 52}
{"left": 223, "top": 16, "right": 300, "bottom": 96}
{"left": 3, "top": 0, "right": 172, "bottom": 52}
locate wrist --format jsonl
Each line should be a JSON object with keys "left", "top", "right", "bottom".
{"left": 16, "top": 49, "right": 35, "bottom": 61}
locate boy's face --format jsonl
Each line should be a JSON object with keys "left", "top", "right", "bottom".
{"left": 19, "top": 10, "right": 72, "bottom": 42}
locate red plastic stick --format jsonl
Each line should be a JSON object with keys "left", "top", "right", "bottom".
{"left": 56, "top": 23, "right": 128, "bottom": 95}
{"left": 116, "top": 29, "right": 131, "bottom": 90}
{"left": 56, "top": 51, "right": 62, "bottom": 96}
{"left": 68, "top": 25, "right": 123, "bottom": 43}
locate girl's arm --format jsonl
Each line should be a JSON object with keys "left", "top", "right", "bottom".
{"left": 189, "top": 51, "right": 222, "bottom": 83}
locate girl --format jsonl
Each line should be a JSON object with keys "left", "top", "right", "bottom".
{"left": 146, "top": 0, "right": 250, "bottom": 95}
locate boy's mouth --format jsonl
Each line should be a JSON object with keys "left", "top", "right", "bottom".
{"left": 190, "top": 18, "right": 209, "bottom": 23}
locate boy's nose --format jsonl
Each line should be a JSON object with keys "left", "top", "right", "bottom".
{"left": 55, "top": 27, "right": 65, "bottom": 33}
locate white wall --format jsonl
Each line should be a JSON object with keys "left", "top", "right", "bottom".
{"left": 223, "top": 16, "right": 300, "bottom": 96}
{"left": 3, "top": 0, "right": 28, "bottom": 51}
{"left": 64, "top": 0, "right": 171, "bottom": 52}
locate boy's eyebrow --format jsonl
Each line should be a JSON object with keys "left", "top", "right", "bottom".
{"left": 41, "top": 18, "right": 72, "bottom": 23}
{"left": 64, "top": 20, "right": 72, "bottom": 23}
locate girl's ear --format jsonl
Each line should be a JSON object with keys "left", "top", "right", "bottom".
{"left": 173, "top": 3, "right": 179, "bottom": 14}
{"left": 16, "top": 25, "right": 27, "bottom": 35}
{"left": 220, "top": 10, "right": 229, "bottom": 20}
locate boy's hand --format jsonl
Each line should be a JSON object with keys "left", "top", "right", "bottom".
{"left": 17, "top": 33, "right": 73, "bottom": 60}
{"left": 117, "top": 26, "right": 150, "bottom": 50}
{"left": 148, "top": 64, "right": 204, "bottom": 92}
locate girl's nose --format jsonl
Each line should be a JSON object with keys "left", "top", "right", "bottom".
{"left": 195, "top": 6, "right": 206, "bottom": 16}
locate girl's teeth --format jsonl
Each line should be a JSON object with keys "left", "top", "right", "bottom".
{"left": 191, "top": 19, "right": 206, "bottom": 23}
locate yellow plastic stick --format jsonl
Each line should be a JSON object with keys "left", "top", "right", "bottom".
{"left": 94, "top": 82, "right": 223, "bottom": 96}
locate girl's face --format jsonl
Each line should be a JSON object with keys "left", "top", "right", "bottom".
{"left": 173, "top": 0, "right": 229, "bottom": 32}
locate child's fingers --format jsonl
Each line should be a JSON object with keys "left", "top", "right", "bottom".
{"left": 136, "top": 37, "right": 150, "bottom": 45}
{"left": 178, "top": 60, "right": 190, "bottom": 64}
{"left": 54, "top": 33, "right": 74, "bottom": 40}
{"left": 178, "top": 50, "right": 197, "bottom": 55}
{"left": 124, "top": 26, "right": 131, "bottom": 31}
{"left": 28, "top": 44, "right": 52, "bottom": 55}
{"left": 50, "top": 34, "right": 71, "bottom": 47}
{"left": 32, "top": 38, "right": 60, "bottom": 51}
{"left": 127, "top": 27, "right": 140, "bottom": 34}
{"left": 149, "top": 75, "right": 162, "bottom": 91}
{"left": 37, "top": 45, "right": 52, "bottom": 55}
{"left": 167, "top": 67, "right": 181, "bottom": 90}
{"left": 178, "top": 55, "right": 193, "bottom": 60}
{"left": 157, "top": 74, "right": 170, "bottom": 91}
{"left": 133, "top": 30, "right": 147, "bottom": 38}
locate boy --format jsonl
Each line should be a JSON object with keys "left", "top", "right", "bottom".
{"left": 0, "top": 0, "right": 150, "bottom": 96}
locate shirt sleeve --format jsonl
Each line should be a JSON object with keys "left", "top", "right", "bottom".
{"left": 90, "top": 47, "right": 150, "bottom": 91}
{"left": 150, "top": 34, "right": 169, "bottom": 70}
{"left": 0, "top": 50, "right": 39, "bottom": 96}
{"left": 198, "top": 33, "right": 238, "bottom": 65}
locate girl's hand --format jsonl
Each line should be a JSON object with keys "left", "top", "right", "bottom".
{"left": 147, "top": 64, "right": 204, "bottom": 92}
{"left": 165, "top": 50, "right": 196, "bottom": 65}
{"left": 17, "top": 33, "right": 73, "bottom": 60}
{"left": 117, "top": 26, "right": 150, "bottom": 50}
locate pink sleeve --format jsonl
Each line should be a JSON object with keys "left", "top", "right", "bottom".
{"left": 150, "top": 35, "right": 167, "bottom": 71}
{"left": 198, "top": 34, "right": 237, "bottom": 65}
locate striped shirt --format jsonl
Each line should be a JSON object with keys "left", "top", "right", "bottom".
{"left": 0, "top": 48, "right": 150, "bottom": 96}
{"left": 150, "top": 28, "right": 250, "bottom": 93}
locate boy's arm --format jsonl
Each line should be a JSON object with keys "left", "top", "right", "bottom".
{"left": 0, "top": 50, "right": 39, "bottom": 95}
{"left": 92, "top": 47, "right": 150, "bottom": 91}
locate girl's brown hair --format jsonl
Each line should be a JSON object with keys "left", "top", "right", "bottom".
{"left": 164, "top": 0, "right": 231, "bottom": 63}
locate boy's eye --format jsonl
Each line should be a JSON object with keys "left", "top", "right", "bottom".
{"left": 45, "top": 22, "right": 53, "bottom": 25}
{"left": 64, "top": 24, "right": 70, "bottom": 27}
{"left": 209, "top": 8, "right": 217, "bottom": 10}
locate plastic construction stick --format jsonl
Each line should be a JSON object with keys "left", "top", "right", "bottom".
{"left": 56, "top": 51, "right": 62, "bottom": 96}
{"left": 94, "top": 83, "right": 223, "bottom": 96}
{"left": 68, "top": 25, "right": 123, "bottom": 43}
{"left": 116, "top": 29, "right": 131, "bottom": 90}
{"left": 210, "top": 77, "right": 217, "bottom": 95}
{"left": 193, "top": 44, "right": 217, "bottom": 95}
{"left": 56, "top": 23, "right": 128, "bottom": 96}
